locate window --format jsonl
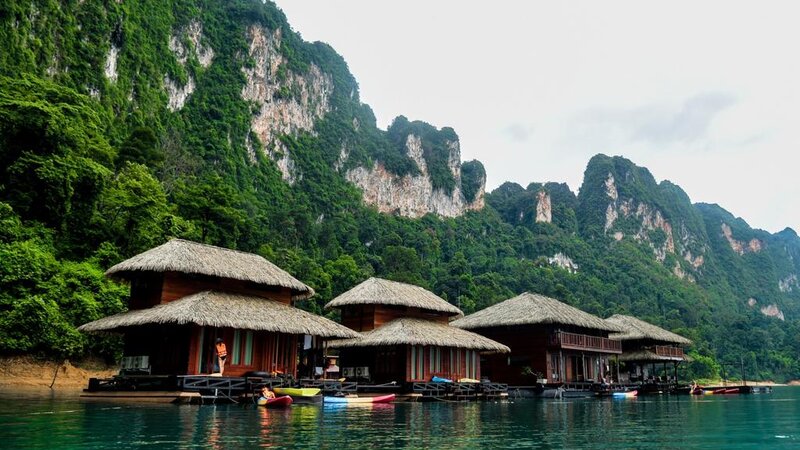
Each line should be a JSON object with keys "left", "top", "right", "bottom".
{"left": 229, "top": 330, "right": 254, "bottom": 366}
{"left": 244, "top": 331, "right": 253, "bottom": 366}
{"left": 232, "top": 330, "right": 241, "bottom": 365}
{"left": 410, "top": 346, "right": 425, "bottom": 380}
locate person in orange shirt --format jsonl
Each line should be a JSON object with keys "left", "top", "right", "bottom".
{"left": 215, "top": 338, "right": 228, "bottom": 375}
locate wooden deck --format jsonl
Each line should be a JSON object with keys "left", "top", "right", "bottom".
{"left": 80, "top": 391, "right": 200, "bottom": 403}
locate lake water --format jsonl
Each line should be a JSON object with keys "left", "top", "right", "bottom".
{"left": 1, "top": 387, "right": 798, "bottom": 449}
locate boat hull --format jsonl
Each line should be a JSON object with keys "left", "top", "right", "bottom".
{"left": 324, "top": 394, "right": 396, "bottom": 404}
{"left": 273, "top": 387, "right": 321, "bottom": 397}
{"left": 612, "top": 390, "right": 638, "bottom": 398}
{"left": 257, "top": 395, "right": 293, "bottom": 407}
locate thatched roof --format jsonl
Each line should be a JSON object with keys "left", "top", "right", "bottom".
{"left": 78, "top": 291, "right": 358, "bottom": 338}
{"left": 106, "top": 239, "right": 314, "bottom": 300}
{"left": 451, "top": 292, "right": 622, "bottom": 332}
{"left": 327, "top": 318, "right": 509, "bottom": 353}
{"left": 618, "top": 349, "right": 688, "bottom": 362}
{"left": 606, "top": 314, "right": 692, "bottom": 345}
{"left": 325, "top": 277, "right": 462, "bottom": 316}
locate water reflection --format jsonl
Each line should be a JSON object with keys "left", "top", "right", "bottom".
{"left": 1, "top": 388, "right": 799, "bottom": 449}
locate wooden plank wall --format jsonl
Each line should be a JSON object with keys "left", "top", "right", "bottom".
{"left": 404, "top": 346, "right": 480, "bottom": 382}
{"left": 159, "top": 272, "right": 292, "bottom": 304}
{"left": 471, "top": 326, "right": 549, "bottom": 385}
{"left": 340, "top": 305, "right": 450, "bottom": 332}
{"left": 185, "top": 327, "right": 298, "bottom": 377}
{"left": 128, "top": 273, "right": 164, "bottom": 309}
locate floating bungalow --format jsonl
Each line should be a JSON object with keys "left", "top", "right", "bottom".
{"left": 324, "top": 278, "right": 509, "bottom": 392}
{"left": 604, "top": 314, "right": 691, "bottom": 392}
{"left": 451, "top": 292, "right": 622, "bottom": 391}
{"left": 78, "top": 239, "right": 358, "bottom": 401}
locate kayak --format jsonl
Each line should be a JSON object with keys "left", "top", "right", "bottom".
{"left": 257, "top": 395, "right": 293, "bottom": 407}
{"left": 612, "top": 390, "right": 638, "bottom": 398}
{"left": 432, "top": 376, "right": 453, "bottom": 383}
{"left": 273, "top": 387, "right": 321, "bottom": 397}
{"left": 712, "top": 387, "right": 739, "bottom": 395}
{"left": 324, "top": 394, "right": 396, "bottom": 404}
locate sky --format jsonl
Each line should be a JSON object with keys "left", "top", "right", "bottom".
{"left": 274, "top": 0, "right": 800, "bottom": 233}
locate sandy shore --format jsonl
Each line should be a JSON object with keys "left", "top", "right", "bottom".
{"left": 0, "top": 356, "right": 117, "bottom": 390}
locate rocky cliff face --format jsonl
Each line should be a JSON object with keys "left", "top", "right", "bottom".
{"left": 242, "top": 25, "right": 333, "bottom": 183}
{"left": 535, "top": 191, "right": 552, "bottom": 223}
{"left": 162, "top": 20, "right": 214, "bottom": 112}
{"left": 779, "top": 274, "right": 798, "bottom": 293}
{"left": 345, "top": 134, "right": 485, "bottom": 218}
{"left": 602, "top": 173, "right": 678, "bottom": 263}
{"left": 721, "top": 223, "right": 763, "bottom": 255}
{"left": 749, "top": 298, "right": 786, "bottom": 321}
{"left": 548, "top": 253, "right": 578, "bottom": 273}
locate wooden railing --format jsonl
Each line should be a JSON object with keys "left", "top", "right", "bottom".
{"left": 550, "top": 331, "right": 622, "bottom": 353}
{"left": 654, "top": 345, "right": 684, "bottom": 358}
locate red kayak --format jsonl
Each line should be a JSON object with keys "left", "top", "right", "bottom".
{"left": 258, "top": 395, "right": 293, "bottom": 407}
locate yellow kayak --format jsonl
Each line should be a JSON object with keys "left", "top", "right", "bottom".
{"left": 273, "top": 387, "right": 321, "bottom": 397}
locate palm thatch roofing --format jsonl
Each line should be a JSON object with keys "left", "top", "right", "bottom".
{"left": 606, "top": 314, "right": 692, "bottom": 345}
{"left": 78, "top": 291, "right": 359, "bottom": 338}
{"left": 326, "top": 318, "right": 509, "bottom": 353}
{"left": 325, "top": 277, "right": 462, "bottom": 316}
{"left": 451, "top": 292, "right": 622, "bottom": 332}
{"left": 106, "top": 239, "right": 314, "bottom": 300}
{"left": 618, "top": 349, "right": 689, "bottom": 362}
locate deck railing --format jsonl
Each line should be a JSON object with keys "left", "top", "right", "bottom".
{"left": 550, "top": 331, "right": 622, "bottom": 353}
{"left": 654, "top": 345, "right": 684, "bottom": 358}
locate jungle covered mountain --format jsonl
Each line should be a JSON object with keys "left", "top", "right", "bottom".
{"left": 1, "top": 0, "right": 798, "bottom": 380}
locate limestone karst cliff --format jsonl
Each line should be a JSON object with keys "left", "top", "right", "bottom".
{"left": 2, "top": 0, "right": 800, "bottom": 379}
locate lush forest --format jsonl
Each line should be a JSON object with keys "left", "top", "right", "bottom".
{"left": 1, "top": 0, "right": 798, "bottom": 381}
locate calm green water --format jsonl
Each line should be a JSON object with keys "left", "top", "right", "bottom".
{"left": 1, "top": 387, "right": 798, "bottom": 449}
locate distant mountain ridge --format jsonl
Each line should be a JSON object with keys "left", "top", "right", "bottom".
{"left": 1, "top": 0, "right": 798, "bottom": 379}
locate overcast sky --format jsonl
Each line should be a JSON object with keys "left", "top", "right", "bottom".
{"left": 274, "top": 1, "right": 799, "bottom": 233}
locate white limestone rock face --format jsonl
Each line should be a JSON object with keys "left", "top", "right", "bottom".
{"left": 163, "top": 20, "right": 215, "bottom": 112}
{"left": 164, "top": 75, "right": 195, "bottom": 111}
{"left": 721, "top": 223, "right": 763, "bottom": 255}
{"left": 104, "top": 44, "right": 119, "bottom": 82}
{"left": 604, "top": 197, "right": 675, "bottom": 262}
{"left": 535, "top": 191, "right": 552, "bottom": 223}
{"left": 169, "top": 20, "right": 214, "bottom": 68}
{"left": 602, "top": 173, "right": 711, "bottom": 275}
{"left": 242, "top": 25, "right": 333, "bottom": 183}
{"left": 345, "top": 134, "right": 485, "bottom": 218}
{"left": 760, "top": 303, "right": 785, "bottom": 321}
{"left": 549, "top": 253, "right": 578, "bottom": 273}
{"left": 779, "top": 274, "right": 798, "bottom": 293}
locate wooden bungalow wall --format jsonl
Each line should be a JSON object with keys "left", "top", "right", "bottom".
{"left": 473, "top": 325, "right": 614, "bottom": 385}
{"left": 186, "top": 326, "right": 298, "bottom": 377}
{"left": 341, "top": 305, "right": 450, "bottom": 332}
{"left": 338, "top": 345, "right": 480, "bottom": 383}
{"left": 405, "top": 346, "right": 480, "bottom": 382}
{"left": 129, "top": 272, "right": 293, "bottom": 310}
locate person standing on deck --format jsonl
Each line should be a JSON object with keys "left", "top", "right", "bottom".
{"left": 215, "top": 338, "right": 228, "bottom": 375}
